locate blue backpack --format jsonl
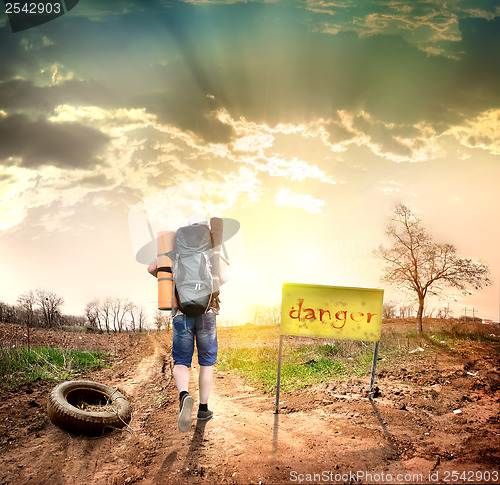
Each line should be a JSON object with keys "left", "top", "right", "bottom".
{"left": 169, "top": 218, "right": 223, "bottom": 316}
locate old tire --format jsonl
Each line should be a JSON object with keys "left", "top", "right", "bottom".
{"left": 47, "top": 380, "right": 132, "bottom": 435}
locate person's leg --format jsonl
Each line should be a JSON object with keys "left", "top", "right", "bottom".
{"left": 172, "top": 314, "right": 195, "bottom": 432}
{"left": 173, "top": 364, "right": 190, "bottom": 393}
{"left": 198, "top": 365, "right": 213, "bottom": 404}
{"left": 195, "top": 312, "right": 217, "bottom": 420}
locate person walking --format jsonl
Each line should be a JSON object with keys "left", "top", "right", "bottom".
{"left": 148, "top": 214, "right": 229, "bottom": 432}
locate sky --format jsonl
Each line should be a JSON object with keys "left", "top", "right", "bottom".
{"left": 1, "top": 0, "right": 499, "bottom": 326}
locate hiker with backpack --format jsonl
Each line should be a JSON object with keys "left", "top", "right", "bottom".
{"left": 148, "top": 214, "right": 229, "bottom": 432}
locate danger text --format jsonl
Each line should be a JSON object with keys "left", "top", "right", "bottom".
{"left": 289, "top": 298, "right": 377, "bottom": 328}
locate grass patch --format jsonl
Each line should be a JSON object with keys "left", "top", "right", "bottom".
{"left": 428, "top": 327, "right": 497, "bottom": 344}
{"left": 0, "top": 346, "right": 109, "bottom": 386}
{"left": 217, "top": 347, "right": 277, "bottom": 391}
{"left": 217, "top": 320, "right": 499, "bottom": 392}
{"left": 217, "top": 342, "right": 375, "bottom": 393}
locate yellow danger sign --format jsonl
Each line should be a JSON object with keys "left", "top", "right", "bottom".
{"left": 281, "top": 283, "right": 384, "bottom": 342}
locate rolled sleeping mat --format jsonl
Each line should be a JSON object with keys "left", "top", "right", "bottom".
{"left": 157, "top": 231, "right": 178, "bottom": 311}
{"left": 209, "top": 217, "right": 223, "bottom": 293}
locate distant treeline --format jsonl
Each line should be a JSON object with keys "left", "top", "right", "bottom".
{"left": 0, "top": 300, "right": 86, "bottom": 328}
{"left": 0, "top": 289, "right": 149, "bottom": 333}
{"left": 382, "top": 301, "right": 489, "bottom": 322}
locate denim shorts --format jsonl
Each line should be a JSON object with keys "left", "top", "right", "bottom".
{"left": 172, "top": 312, "right": 218, "bottom": 367}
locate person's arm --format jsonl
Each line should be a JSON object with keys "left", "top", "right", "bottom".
{"left": 147, "top": 259, "right": 158, "bottom": 277}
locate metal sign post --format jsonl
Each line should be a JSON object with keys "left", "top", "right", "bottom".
{"left": 275, "top": 338, "right": 381, "bottom": 412}
{"left": 369, "top": 341, "right": 380, "bottom": 400}
{"left": 274, "top": 335, "right": 284, "bottom": 414}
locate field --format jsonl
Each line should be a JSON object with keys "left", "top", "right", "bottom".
{"left": 0, "top": 318, "right": 499, "bottom": 484}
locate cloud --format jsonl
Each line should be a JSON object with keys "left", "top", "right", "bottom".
{"left": 0, "top": 164, "right": 85, "bottom": 232}
{"left": 0, "top": 114, "right": 109, "bottom": 169}
{"left": 203, "top": 166, "right": 263, "bottom": 214}
{"left": 377, "top": 180, "right": 404, "bottom": 195}
{"left": 0, "top": 79, "right": 121, "bottom": 114}
{"left": 305, "top": 0, "right": 498, "bottom": 58}
{"left": 447, "top": 109, "right": 500, "bottom": 154}
{"left": 80, "top": 173, "right": 112, "bottom": 187}
{"left": 457, "top": 16, "right": 500, "bottom": 89}
{"left": 2, "top": 2, "right": 499, "bottom": 143}
{"left": 252, "top": 155, "right": 337, "bottom": 183}
{"left": 1, "top": 1, "right": 499, "bottom": 236}
{"left": 215, "top": 109, "right": 338, "bottom": 182}
{"left": 233, "top": 134, "right": 275, "bottom": 153}
{"left": 0, "top": 167, "right": 36, "bottom": 231}
{"left": 274, "top": 188, "right": 325, "bottom": 214}
{"left": 337, "top": 111, "right": 443, "bottom": 162}
{"left": 48, "top": 105, "right": 157, "bottom": 134}
{"left": 0, "top": 99, "right": 265, "bottom": 232}
{"left": 3, "top": 98, "right": 496, "bottom": 235}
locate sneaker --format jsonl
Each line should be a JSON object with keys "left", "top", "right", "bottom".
{"left": 178, "top": 393, "right": 194, "bottom": 432}
{"left": 197, "top": 408, "right": 213, "bottom": 421}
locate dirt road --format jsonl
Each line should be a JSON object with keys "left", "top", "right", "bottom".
{"left": 0, "top": 327, "right": 499, "bottom": 485}
{"left": 1, "top": 332, "right": 284, "bottom": 484}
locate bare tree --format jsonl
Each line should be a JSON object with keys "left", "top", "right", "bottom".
{"left": 250, "top": 304, "right": 280, "bottom": 325}
{"left": 375, "top": 204, "right": 491, "bottom": 334}
{"left": 0, "top": 301, "right": 14, "bottom": 323}
{"left": 436, "top": 306, "right": 453, "bottom": 319}
{"left": 35, "top": 289, "right": 64, "bottom": 328}
{"left": 128, "top": 305, "right": 148, "bottom": 333}
{"left": 153, "top": 310, "right": 169, "bottom": 333}
{"left": 17, "top": 290, "right": 36, "bottom": 350}
{"left": 382, "top": 301, "right": 397, "bottom": 319}
{"left": 128, "top": 304, "right": 137, "bottom": 333}
{"left": 85, "top": 299, "right": 102, "bottom": 331}
{"left": 425, "top": 307, "right": 436, "bottom": 318}
{"left": 137, "top": 306, "right": 147, "bottom": 333}
{"left": 267, "top": 305, "right": 281, "bottom": 325}
{"left": 86, "top": 298, "right": 148, "bottom": 333}
{"left": 100, "top": 298, "right": 113, "bottom": 333}
{"left": 61, "top": 314, "right": 86, "bottom": 327}
{"left": 250, "top": 304, "right": 263, "bottom": 325}
{"left": 111, "top": 298, "right": 132, "bottom": 333}
{"left": 399, "top": 304, "right": 414, "bottom": 318}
